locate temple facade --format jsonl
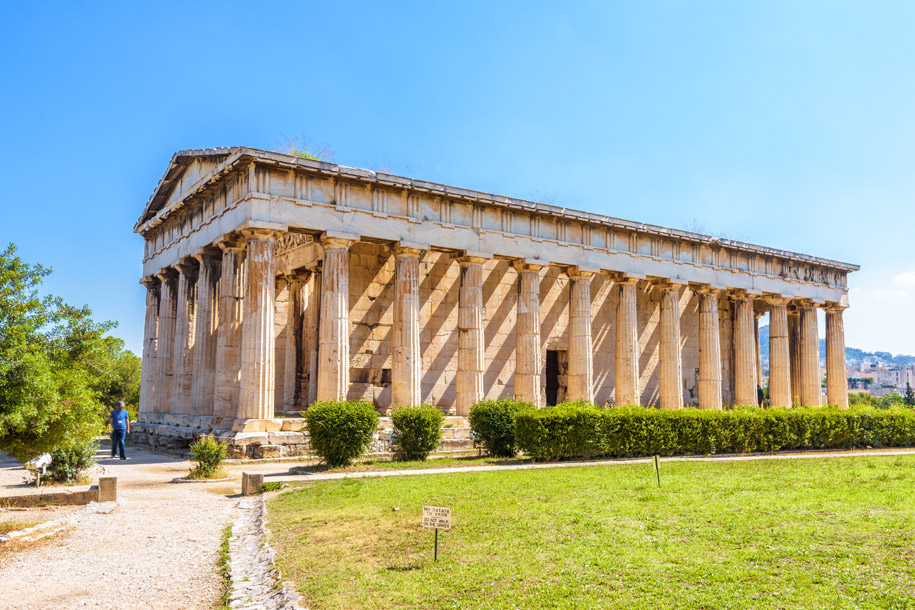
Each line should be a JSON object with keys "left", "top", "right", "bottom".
{"left": 134, "top": 147, "right": 858, "bottom": 455}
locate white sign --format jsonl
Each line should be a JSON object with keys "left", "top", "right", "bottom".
{"left": 421, "top": 505, "right": 453, "bottom": 530}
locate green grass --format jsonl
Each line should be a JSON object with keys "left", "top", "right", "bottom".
{"left": 289, "top": 455, "right": 530, "bottom": 475}
{"left": 268, "top": 455, "right": 915, "bottom": 610}
{"left": 216, "top": 523, "right": 232, "bottom": 608}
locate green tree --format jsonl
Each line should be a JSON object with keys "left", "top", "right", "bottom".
{"left": 88, "top": 336, "right": 141, "bottom": 416}
{"left": 905, "top": 383, "right": 915, "bottom": 407}
{"left": 0, "top": 244, "right": 115, "bottom": 461}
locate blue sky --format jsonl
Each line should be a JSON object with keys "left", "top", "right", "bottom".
{"left": 1, "top": 1, "right": 913, "bottom": 356}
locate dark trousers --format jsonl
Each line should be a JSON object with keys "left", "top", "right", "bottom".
{"left": 111, "top": 429, "right": 127, "bottom": 459}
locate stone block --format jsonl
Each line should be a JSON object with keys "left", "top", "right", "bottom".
{"left": 230, "top": 432, "right": 269, "bottom": 446}
{"left": 253, "top": 445, "right": 283, "bottom": 459}
{"left": 98, "top": 476, "right": 117, "bottom": 502}
{"left": 232, "top": 418, "right": 283, "bottom": 433}
{"left": 267, "top": 432, "right": 306, "bottom": 445}
{"left": 280, "top": 418, "right": 306, "bottom": 432}
{"left": 241, "top": 472, "right": 264, "bottom": 495}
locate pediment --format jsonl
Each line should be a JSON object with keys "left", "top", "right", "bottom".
{"left": 135, "top": 148, "right": 237, "bottom": 228}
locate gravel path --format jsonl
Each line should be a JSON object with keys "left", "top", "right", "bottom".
{"left": 0, "top": 447, "right": 238, "bottom": 610}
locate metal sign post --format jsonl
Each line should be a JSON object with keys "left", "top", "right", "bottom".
{"left": 422, "top": 505, "right": 453, "bottom": 561}
{"left": 653, "top": 455, "right": 661, "bottom": 488}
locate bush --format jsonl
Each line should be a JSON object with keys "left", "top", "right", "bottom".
{"left": 391, "top": 404, "right": 444, "bottom": 461}
{"left": 188, "top": 435, "right": 227, "bottom": 479}
{"left": 47, "top": 441, "right": 98, "bottom": 483}
{"left": 468, "top": 398, "right": 535, "bottom": 457}
{"left": 515, "top": 405, "right": 915, "bottom": 461}
{"left": 306, "top": 400, "right": 380, "bottom": 467}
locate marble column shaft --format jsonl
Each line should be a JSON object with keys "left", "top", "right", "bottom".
{"left": 214, "top": 239, "right": 245, "bottom": 420}
{"left": 172, "top": 260, "right": 198, "bottom": 416}
{"left": 317, "top": 237, "right": 353, "bottom": 402}
{"left": 392, "top": 247, "right": 423, "bottom": 407}
{"left": 456, "top": 257, "right": 486, "bottom": 416}
{"left": 826, "top": 307, "right": 848, "bottom": 409}
{"left": 284, "top": 273, "right": 306, "bottom": 411}
{"left": 139, "top": 278, "right": 160, "bottom": 415}
{"left": 191, "top": 252, "right": 220, "bottom": 416}
{"left": 755, "top": 313, "right": 764, "bottom": 387}
{"left": 798, "top": 304, "right": 822, "bottom": 407}
{"left": 658, "top": 284, "right": 683, "bottom": 409}
{"left": 697, "top": 289, "right": 722, "bottom": 410}
{"left": 304, "top": 270, "right": 321, "bottom": 406}
{"left": 514, "top": 262, "right": 542, "bottom": 406}
{"left": 615, "top": 278, "right": 641, "bottom": 406}
{"left": 239, "top": 229, "right": 277, "bottom": 420}
{"left": 155, "top": 270, "right": 177, "bottom": 414}
{"left": 567, "top": 269, "right": 594, "bottom": 403}
{"left": 789, "top": 312, "right": 801, "bottom": 406}
{"left": 733, "top": 295, "right": 758, "bottom": 405}
{"left": 767, "top": 301, "right": 792, "bottom": 408}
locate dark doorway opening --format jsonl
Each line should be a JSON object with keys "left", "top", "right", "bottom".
{"left": 545, "top": 350, "right": 560, "bottom": 406}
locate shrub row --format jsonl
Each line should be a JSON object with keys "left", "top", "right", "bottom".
{"left": 514, "top": 404, "right": 915, "bottom": 461}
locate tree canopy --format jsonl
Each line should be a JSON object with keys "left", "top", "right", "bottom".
{"left": 0, "top": 244, "right": 139, "bottom": 461}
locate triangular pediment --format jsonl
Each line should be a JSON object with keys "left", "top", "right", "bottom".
{"left": 135, "top": 148, "right": 238, "bottom": 229}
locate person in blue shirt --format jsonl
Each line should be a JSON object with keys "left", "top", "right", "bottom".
{"left": 109, "top": 401, "right": 131, "bottom": 460}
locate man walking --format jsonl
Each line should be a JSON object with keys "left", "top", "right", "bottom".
{"left": 109, "top": 401, "right": 130, "bottom": 460}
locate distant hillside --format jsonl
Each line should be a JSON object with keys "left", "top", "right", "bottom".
{"left": 758, "top": 325, "right": 915, "bottom": 367}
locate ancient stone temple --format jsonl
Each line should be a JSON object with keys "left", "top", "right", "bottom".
{"left": 133, "top": 147, "right": 858, "bottom": 456}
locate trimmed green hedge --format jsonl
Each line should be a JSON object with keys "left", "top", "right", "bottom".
{"left": 391, "top": 404, "right": 444, "bottom": 461}
{"left": 306, "top": 400, "right": 379, "bottom": 467}
{"left": 468, "top": 398, "right": 535, "bottom": 457}
{"left": 515, "top": 404, "right": 915, "bottom": 461}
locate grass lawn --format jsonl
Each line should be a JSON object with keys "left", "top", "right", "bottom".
{"left": 268, "top": 455, "right": 915, "bottom": 610}
{"left": 288, "top": 455, "right": 533, "bottom": 475}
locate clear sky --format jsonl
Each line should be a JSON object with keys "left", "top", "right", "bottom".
{"left": 1, "top": 1, "right": 913, "bottom": 356}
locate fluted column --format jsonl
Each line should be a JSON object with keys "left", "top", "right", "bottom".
{"left": 767, "top": 298, "right": 792, "bottom": 408}
{"left": 191, "top": 251, "right": 220, "bottom": 416}
{"left": 567, "top": 268, "right": 595, "bottom": 402}
{"left": 615, "top": 277, "right": 641, "bottom": 406}
{"left": 826, "top": 305, "right": 849, "bottom": 409}
{"left": 755, "top": 311, "right": 764, "bottom": 388}
{"left": 798, "top": 303, "right": 822, "bottom": 407}
{"left": 284, "top": 272, "right": 307, "bottom": 411}
{"left": 238, "top": 228, "right": 278, "bottom": 421}
{"left": 658, "top": 282, "right": 683, "bottom": 409}
{"left": 789, "top": 310, "right": 801, "bottom": 406}
{"left": 172, "top": 259, "right": 198, "bottom": 416}
{"left": 317, "top": 236, "right": 354, "bottom": 402}
{"left": 732, "top": 292, "right": 758, "bottom": 406}
{"left": 456, "top": 255, "right": 487, "bottom": 415}
{"left": 304, "top": 269, "right": 321, "bottom": 406}
{"left": 392, "top": 246, "right": 424, "bottom": 407}
{"left": 139, "top": 277, "right": 160, "bottom": 415}
{"left": 696, "top": 287, "right": 722, "bottom": 409}
{"left": 214, "top": 237, "right": 245, "bottom": 421}
{"left": 154, "top": 270, "right": 177, "bottom": 415}
{"left": 514, "top": 260, "right": 543, "bottom": 406}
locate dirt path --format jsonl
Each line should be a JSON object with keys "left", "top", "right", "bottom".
{"left": 0, "top": 447, "right": 237, "bottom": 610}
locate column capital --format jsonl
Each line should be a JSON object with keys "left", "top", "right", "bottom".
{"left": 320, "top": 232, "right": 357, "bottom": 250}
{"left": 216, "top": 233, "right": 246, "bottom": 252}
{"left": 393, "top": 241, "right": 430, "bottom": 258}
{"left": 241, "top": 227, "right": 279, "bottom": 241}
{"left": 824, "top": 303, "right": 848, "bottom": 314}
{"left": 513, "top": 258, "right": 549, "bottom": 273}
{"left": 174, "top": 257, "right": 199, "bottom": 276}
{"left": 612, "top": 273, "right": 645, "bottom": 285}
{"left": 454, "top": 250, "right": 493, "bottom": 265}
{"left": 566, "top": 265, "right": 599, "bottom": 279}
{"left": 690, "top": 282, "right": 726, "bottom": 295}
{"left": 140, "top": 275, "right": 160, "bottom": 288}
{"left": 763, "top": 293, "right": 792, "bottom": 306}
{"left": 193, "top": 246, "right": 223, "bottom": 265}
{"left": 281, "top": 269, "right": 311, "bottom": 283}
{"left": 653, "top": 278, "right": 688, "bottom": 291}
{"left": 155, "top": 267, "right": 178, "bottom": 282}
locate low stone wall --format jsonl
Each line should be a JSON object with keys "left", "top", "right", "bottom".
{"left": 130, "top": 414, "right": 475, "bottom": 459}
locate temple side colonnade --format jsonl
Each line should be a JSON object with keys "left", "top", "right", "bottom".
{"left": 135, "top": 148, "right": 858, "bottom": 436}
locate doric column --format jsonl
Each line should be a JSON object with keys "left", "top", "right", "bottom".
{"left": 755, "top": 311, "right": 764, "bottom": 387}
{"left": 171, "top": 258, "right": 198, "bottom": 416}
{"left": 514, "top": 260, "right": 544, "bottom": 406}
{"left": 798, "top": 302, "right": 822, "bottom": 407}
{"left": 456, "top": 255, "right": 488, "bottom": 415}
{"left": 154, "top": 269, "right": 177, "bottom": 415}
{"left": 139, "top": 277, "right": 160, "bottom": 415}
{"left": 789, "top": 310, "right": 801, "bottom": 406}
{"left": 304, "top": 269, "right": 321, "bottom": 406}
{"left": 767, "top": 297, "right": 792, "bottom": 408}
{"left": 283, "top": 272, "right": 307, "bottom": 411}
{"left": 732, "top": 291, "right": 758, "bottom": 405}
{"left": 615, "top": 277, "right": 641, "bottom": 406}
{"left": 214, "top": 236, "right": 245, "bottom": 421}
{"left": 658, "top": 282, "right": 683, "bottom": 410}
{"left": 696, "top": 287, "right": 722, "bottom": 410}
{"left": 317, "top": 235, "right": 355, "bottom": 402}
{"left": 392, "top": 245, "right": 425, "bottom": 407}
{"left": 825, "top": 305, "right": 848, "bottom": 409}
{"left": 567, "top": 267, "right": 595, "bottom": 403}
{"left": 191, "top": 250, "right": 220, "bottom": 416}
{"left": 238, "top": 228, "right": 278, "bottom": 421}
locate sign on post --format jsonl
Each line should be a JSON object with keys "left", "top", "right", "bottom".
{"left": 421, "top": 505, "right": 452, "bottom": 561}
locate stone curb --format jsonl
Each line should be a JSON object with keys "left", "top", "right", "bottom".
{"left": 0, "top": 501, "right": 118, "bottom": 544}
{"left": 226, "top": 495, "right": 303, "bottom": 610}
{"left": 170, "top": 477, "right": 235, "bottom": 484}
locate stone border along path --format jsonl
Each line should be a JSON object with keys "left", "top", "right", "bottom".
{"left": 225, "top": 495, "right": 303, "bottom": 610}
{"left": 0, "top": 501, "right": 116, "bottom": 544}
{"left": 240, "top": 447, "right": 915, "bottom": 484}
